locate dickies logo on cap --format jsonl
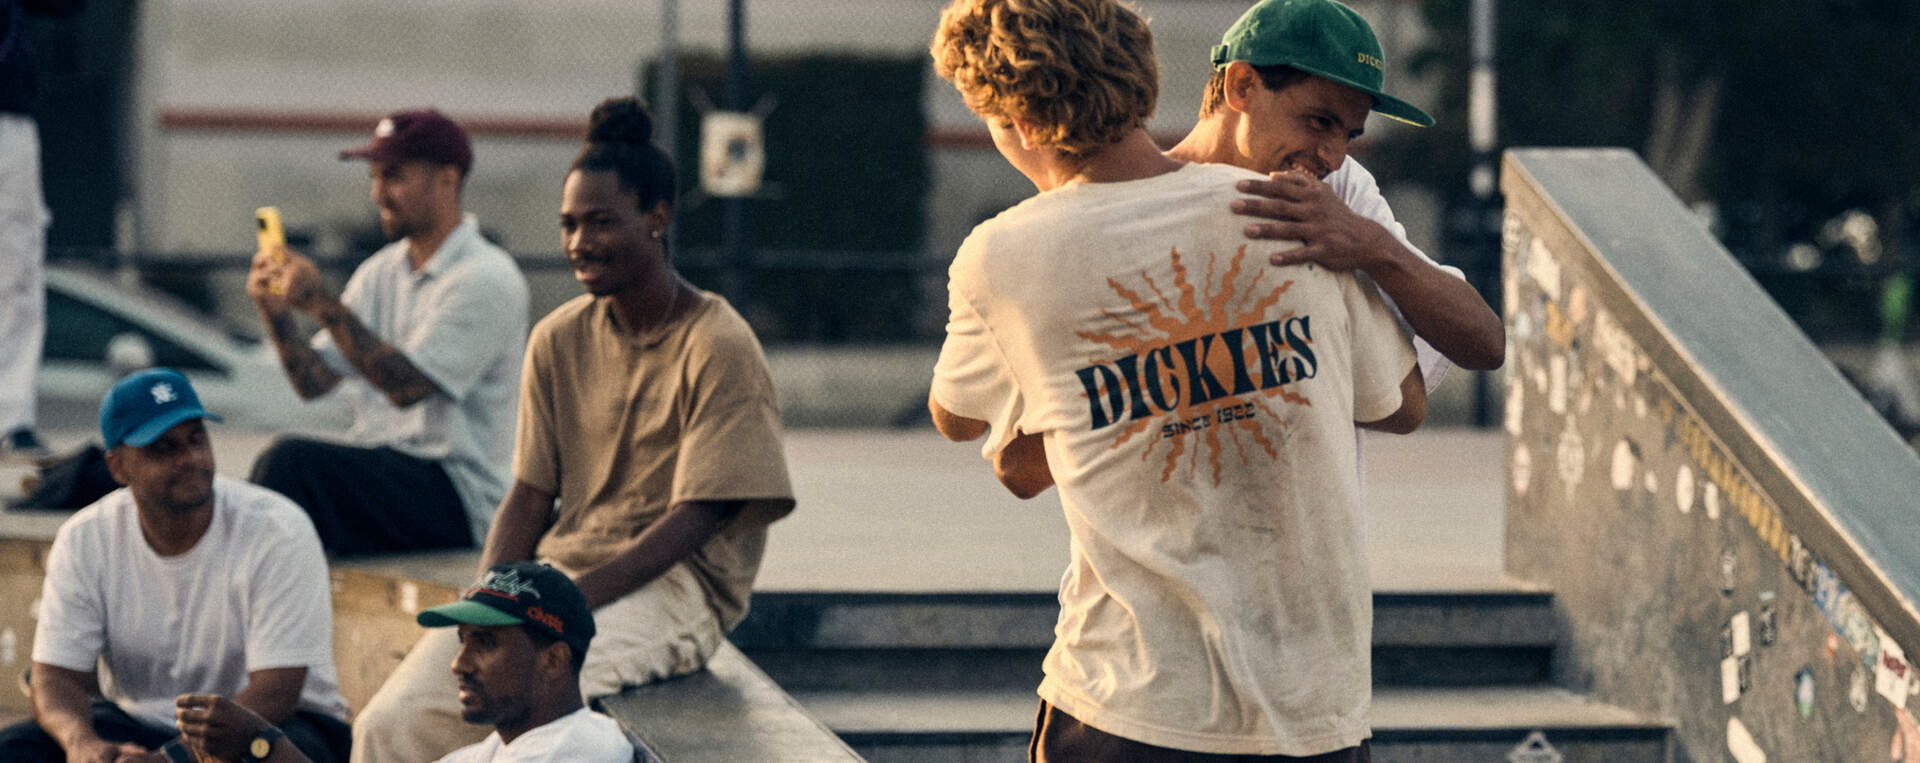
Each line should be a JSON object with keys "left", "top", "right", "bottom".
{"left": 417, "top": 561, "right": 596, "bottom": 657}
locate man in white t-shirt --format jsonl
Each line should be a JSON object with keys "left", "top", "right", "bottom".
{"left": 0, "top": 368, "right": 349, "bottom": 763}
{"left": 177, "top": 562, "right": 635, "bottom": 763}
{"left": 1171, "top": 0, "right": 1505, "bottom": 389}
{"left": 929, "top": 0, "right": 1424, "bottom": 759}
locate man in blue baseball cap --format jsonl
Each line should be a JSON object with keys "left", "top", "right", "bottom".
{"left": 0, "top": 368, "right": 351, "bottom": 763}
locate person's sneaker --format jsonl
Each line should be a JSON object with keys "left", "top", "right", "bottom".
{"left": 4, "top": 428, "right": 51, "bottom": 461}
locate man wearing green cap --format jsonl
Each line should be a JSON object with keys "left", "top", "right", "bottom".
{"left": 1170, "top": 0, "right": 1504, "bottom": 384}
{"left": 175, "top": 562, "right": 634, "bottom": 763}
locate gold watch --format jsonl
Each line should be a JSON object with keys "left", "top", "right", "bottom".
{"left": 245, "top": 726, "right": 287, "bottom": 761}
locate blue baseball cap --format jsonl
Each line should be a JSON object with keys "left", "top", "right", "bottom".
{"left": 100, "top": 368, "right": 222, "bottom": 449}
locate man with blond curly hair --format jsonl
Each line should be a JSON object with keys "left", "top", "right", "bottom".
{"left": 928, "top": 0, "right": 1423, "bottom": 759}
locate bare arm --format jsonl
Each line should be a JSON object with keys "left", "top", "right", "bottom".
{"left": 231, "top": 667, "right": 306, "bottom": 726}
{"left": 994, "top": 431, "right": 1054, "bottom": 499}
{"left": 167, "top": 669, "right": 308, "bottom": 761}
{"left": 929, "top": 395, "right": 988, "bottom": 442}
{"left": 256, "top": 246, "right": 445, "bottom": 407}
{"left": 31, "top": 663, "right": 150, "bottom": 763}
{"left": 476, "top": 481, "right": 558, "bottom": 573}
{"left": 175, "top": 694, "right": 314, "bottom": 763}
{"left": 1233, "top": 173, "right": 1505, "bottom": 371}
{"left": 570, "top": 500, "right": 743, "bottom": 610}
{"left": 1358, "top": 365, "right": 1428, "bottom": 435}
{"left": 250, "top": 249, "right": 342, "bottom": 400}
{"left": 307, "top": 297, "right": 443, "bottom": 408}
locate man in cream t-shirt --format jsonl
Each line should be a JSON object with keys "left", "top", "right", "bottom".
{"left": 929, "top": 0, "right": 1426, "bottom": 758}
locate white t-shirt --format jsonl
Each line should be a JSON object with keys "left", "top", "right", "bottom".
{"left": 932, "top": 162, "right": 1416, "bottom": 755}
{"left": 1328, "top": 156, "right": 1457, "bottom": 390}
{"left": 435, "top": 707, "right": 636, "bottom": 763}
{"left": 1327, "top": 156, "right": 1460, "bottom": 513}
{"left": 33, "top": 477, "right": 348, "bottom": 728}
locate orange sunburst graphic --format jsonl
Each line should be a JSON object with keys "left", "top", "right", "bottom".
{"left": 1072, "top": 245, "right": 1318, "bottom": 486}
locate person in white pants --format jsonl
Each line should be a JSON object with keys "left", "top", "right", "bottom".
{"left": 0, "top": 111, "right": 51, "bottom": 458}
{"left": 0, "top": 0, "right": 85, "bottom": 458}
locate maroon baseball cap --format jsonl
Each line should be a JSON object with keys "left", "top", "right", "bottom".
{"left": 339, "top": 108, "right": 473, "bottom": 175}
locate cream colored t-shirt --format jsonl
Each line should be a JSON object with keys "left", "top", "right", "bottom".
{"left": 932, "top": 163, "right": 1415, "bottom": 756}
{"left": 515, "top": 291, "right": 794, "bottom": 629}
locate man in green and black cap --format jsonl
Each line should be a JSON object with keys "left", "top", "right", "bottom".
{"left": 411, "top": 561, "right": 635, "bottom": 762}
{"left": 176, "top": 562, "right": 635, "bottom": 763}
{"left": 1170, "top": 0, "right": 1504, "bottom": 382}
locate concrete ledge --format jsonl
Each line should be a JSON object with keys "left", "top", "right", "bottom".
{"left": 601, "top": 643, "right": 862, "bottom": 762}
{"left": 0, "top": 517, "right": 60, "bottom": 715}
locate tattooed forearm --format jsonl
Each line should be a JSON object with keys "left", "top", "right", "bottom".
{"left": 265, "top": 310, "right": 342, "bottom": 400}
{"left": 318, "top": 302, "right": 442, "bottom": 408}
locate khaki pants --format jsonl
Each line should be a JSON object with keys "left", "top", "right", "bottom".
{"left": 351, "top": 562, "right": 724, "bottom": 763}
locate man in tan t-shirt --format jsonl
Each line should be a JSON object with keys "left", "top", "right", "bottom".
{"left": 350, "top": 96, "right": 795, "bottom": 763}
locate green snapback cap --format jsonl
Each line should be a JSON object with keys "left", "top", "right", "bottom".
{"left": 417, "top": 561, "right": 597, "bottom": 657}
{"left": 1210, "top": 0, "right": 1434, "bottom": 127}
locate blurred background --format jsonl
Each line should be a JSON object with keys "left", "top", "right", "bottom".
{"left": 19, "top": 0, "right": 1920, "bottom": 437}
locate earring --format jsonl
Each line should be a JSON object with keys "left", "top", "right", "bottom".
{"left": 650, "top": 229, "right": 662, "bottom": 240}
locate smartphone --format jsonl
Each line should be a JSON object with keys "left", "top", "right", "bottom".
{"left": 255, "top": 206, "right": 288, "bottom": 294}
{"left": 255, "top": 206, "right": 286, "bottom": 259}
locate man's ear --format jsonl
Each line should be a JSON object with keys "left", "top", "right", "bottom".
{"left": 1010, "top": 119, "right": 1046, "bottom": 151}
{"left": 103, "top": 447, "right": 130, "bottom": 487}
{"left": 433, "top": 164, "right": 463, "bottom": 196}
{"left": 538, "top": 642, "right": 573, "bottom": 679}
{"left": 644, "top": 201, "right": 673, "bottom": 234}
{"left": 1221, "top": 61, "right": 1261, "bottom": 114}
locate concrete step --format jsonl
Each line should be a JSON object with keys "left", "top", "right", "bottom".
{"left": 736, "top": 588, "right": 1557, "bottom": 650}
{"left": 794, "top": 685, "right": 1669, "bottom": 763}
{"left": 733, "top": 587, "right": 1559, "bottom": 689}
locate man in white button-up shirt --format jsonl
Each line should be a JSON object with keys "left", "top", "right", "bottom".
{"left": 245, "top": 108, "right": 529, "bottom": 556}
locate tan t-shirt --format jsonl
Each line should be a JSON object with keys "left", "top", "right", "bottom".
{"left": 515, "top": 291, "right": 794, "bottom": 629}
{"left": 932, "top": 163, "right": 1415, "bottom": 756}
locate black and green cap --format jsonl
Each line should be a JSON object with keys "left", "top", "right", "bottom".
{"left": 417, "top": 561, "right": 596, "bottom": 657}
{"left": 1210, "top": 0, "right": 1434, "bottom": 127}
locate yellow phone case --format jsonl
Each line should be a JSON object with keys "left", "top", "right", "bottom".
{"left": 255, "top": 206, "right": 286, "bottom": 259}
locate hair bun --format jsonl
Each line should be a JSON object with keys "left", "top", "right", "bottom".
{"left": 585, "top": 97, "right": 655, "bottom": 145}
